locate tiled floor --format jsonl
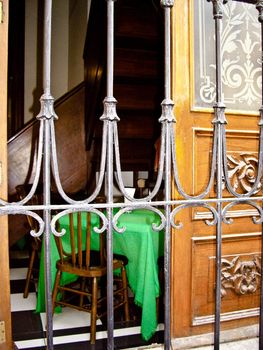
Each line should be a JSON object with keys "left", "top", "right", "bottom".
{"left": 10, "top": 251, "right": 164, "bottom": 349}
{"left": 11, "top": 250, "right": 259, "bottom": 350}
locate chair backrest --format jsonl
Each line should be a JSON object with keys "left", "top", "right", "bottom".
{"left": 15, "top": 184, "right": 43, "bottom": 232}
{"left": 55, "top": 212, "right": 106, "bottom": 270}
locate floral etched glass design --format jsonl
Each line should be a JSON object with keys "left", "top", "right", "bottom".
{"left": 193, "top": 1, "right": 261, "bottom": 113}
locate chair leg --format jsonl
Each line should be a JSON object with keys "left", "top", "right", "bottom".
{"left": 90, "top": 277, "right": 98, "bottom": 344}
{"left": 23, "top": 248, "right": 36, "bottom": 298}
{"left": 121, "top": 266, "right": 130, "bottom": 321}
{"left": 52, "top": 270, "right": 61, "bottom": 313}
{"left": 156, "top": 296, "right": 159, "bottom": 323}
{"left": 79, "top": 277, "right": 86, "bottom": 307}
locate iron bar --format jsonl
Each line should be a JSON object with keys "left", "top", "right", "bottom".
{"left": 43, "top": 0, "right": 52, "bottom": 97}
{"left": 163, "top": 4, "right": 171, "bottom": 101}
{"left": 43, "top": 0, "right": 53, "bottom": 347}
{"left": 164, "top": 8, "right": 172, "bottom": 350}
{"left": 2, "top": 195, "right": 263, "bottom": 213}
{"left": 164, "top": 122, "right": 172, "bottom": 350}
{"left": 43, "top": 119, "right": 53, "bottom": 350}
{"left": 214, "top": 123, "right": 223, "bottom": 350}
{"left": 105, "top": 1, "right": 116, "bottom": 349}
{"left": 39, "top": 0, "right": 56, "bottom": 348}
{"left": 160, "top": 1, "right": 174, "bottom": 349}
{"left": 256, "top": 2, "right": 263, "bottom": 350}
{"left": 43, "top": 2, "right": 53, "bottom": 348}
{"left": 208, "top": 1, "right": 228, "bottom": 349}
{"left": 106, "top": 119, "right": 114, "bottom": 350}
{"left": 107, "top": 0, "right": 115, "bottom": 99}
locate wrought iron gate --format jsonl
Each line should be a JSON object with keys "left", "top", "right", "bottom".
{"left": 2, "top": 0, "right": 263, "bottom": 349}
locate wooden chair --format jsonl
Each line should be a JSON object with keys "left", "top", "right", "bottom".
{"left": 52, "top": 212, "right": 130, "bottom": 344}
{"left": 15, "top": 184, "right": 43, "bottom": 298}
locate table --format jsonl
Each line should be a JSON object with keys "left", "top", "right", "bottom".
{"left": 36, "top": 209, "right": 164, "bottom": 341}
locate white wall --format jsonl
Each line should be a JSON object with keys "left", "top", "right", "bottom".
{"left": 51, "top": 0, "right": 69, "bottom": 101}
{"left": 24, "top": 0, "right": 38, "bottom": 123}
{"left": 24, "top": 0, "right": 90, "bottom": 123}
{"left": 68, "top": 0, "right": 89, "bottom": 90}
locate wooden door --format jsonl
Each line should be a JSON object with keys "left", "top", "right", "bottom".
{"left": 171, "top": 0, "right": 262, "bottom": 340}
{"left": 0, "top": 1, "right": 12, "bottom": 349}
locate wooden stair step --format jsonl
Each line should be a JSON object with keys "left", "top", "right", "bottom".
{"left": 114, "top": 83, "right": 161, "bottom": 111}
{"left": 115, "top": 3, "right": 161, "bottom": 43}
{"left": 114, "top": 47, "right": 162, "bottom": 80}
{"left": 94, "top": 112, "right": 160, "bottom": 139}
{"left": 92, "top": 138, "right": 155, "bottom": 171}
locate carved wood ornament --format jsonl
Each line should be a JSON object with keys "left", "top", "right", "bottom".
{"left": 223, "top": 153, "right": 262, "bottom": 194}
{"left": 221, "top": 255, "right": 261, "bottom": 297}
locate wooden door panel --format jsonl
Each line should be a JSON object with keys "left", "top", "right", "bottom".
{"left": 192, "top": 235, "right": 261, "bottom": 323}
{"left": 192, "top": 128, "right": 260, "bottom": 235}
{"left": 171, "top": 0, "right": 262, "bottom": 340}
{"left": 193, "top": 129, "right": 260, "bottom": 196}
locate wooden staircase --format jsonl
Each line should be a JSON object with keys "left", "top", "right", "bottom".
{"left": 84, "top": 0, "right": 163, "bottom": 176}
{"left": 8, "top": 83, "right": 88, "bottom": 246}
{"left": 8, "top": 0, "right": 163, "bottom": 245}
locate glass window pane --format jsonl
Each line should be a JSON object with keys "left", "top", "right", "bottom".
{"left": 193, "top": 1, "right": 261, "bottom": 113}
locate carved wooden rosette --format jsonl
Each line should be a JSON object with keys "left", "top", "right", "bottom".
{"left": 221, "top": 255, "right": 261, "bottom": 297}
{"left": 223, "top": 153, "right": 262, "bottom": 194}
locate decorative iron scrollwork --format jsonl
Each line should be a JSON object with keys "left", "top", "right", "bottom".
{"left": 50, "top": 208, "right": 108, "bottom": 237}
{"left": 221, "top": 255, "right": 261, "bottom": 297}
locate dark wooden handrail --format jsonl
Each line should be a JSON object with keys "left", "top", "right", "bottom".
{"left": 8, "top": 82, "right": 87, "bottom": 246}
{"left": 8, "top": 82, "right": 85, "bottom": 146}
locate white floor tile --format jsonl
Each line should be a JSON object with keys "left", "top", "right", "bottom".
{"left": 40, "top": 307, "right": 102, "bottom": 331}
{"left": 14, "top": 324, "right": 147, "bottom": 348}
{"left": 52, "top": 325, "right": 145, "bottom": 345}
{"left": 15, "top": 338, "right": 46, "bottom": 349}
{"left": 52, "top": 332, "right": 90, "bottom": 344}
{"left": 10, "top": 267, "right": 28, "bottom": 281}
{"left": 11, "top": 293, "right": 36, "bottom": 312}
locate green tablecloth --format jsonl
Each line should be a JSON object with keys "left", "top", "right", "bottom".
{"left": 36, "top": 209, "right": 164, "bottom": 341}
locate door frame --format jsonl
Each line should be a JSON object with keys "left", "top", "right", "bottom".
{"left": 0, "top": 1, "right": 12, "bottom": 349}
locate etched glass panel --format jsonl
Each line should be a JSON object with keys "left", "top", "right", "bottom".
{"left": 193, "top": 1, "right": 261, "bottom": 113}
